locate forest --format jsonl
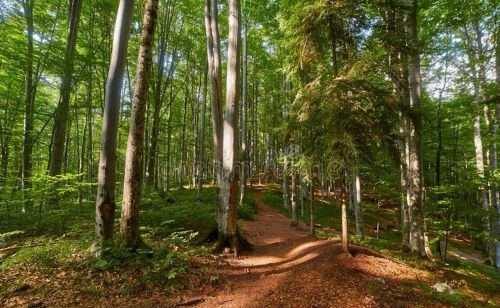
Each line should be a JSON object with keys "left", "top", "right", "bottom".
{"left": 0, "top": 0, "right": 499, "bottom": 306}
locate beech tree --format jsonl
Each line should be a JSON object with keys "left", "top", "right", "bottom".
{"left": 120, "top": 0, "right": 159, "bottom": 248}
{"left": 93, "top": 0, "right": 135, "bottom": 254}
{"left": 48, "top": 0, "right": 82, "bottom": 177}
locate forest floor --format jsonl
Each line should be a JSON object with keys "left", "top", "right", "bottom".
{"left": 1, "top": 186, "right": 499, "bottom": 307}
{"left": 152, "top": 188, "right": 499, "bottom": 308}
{"left": 163, "top": 189, "right": 452, "bottom": 307}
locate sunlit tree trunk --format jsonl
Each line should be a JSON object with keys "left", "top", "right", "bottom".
{"left": 49, "top": 0, "right": 83, "bottom": 177}
{"left": 290, "top": 156, "right": 297, "bottom": 227}
{"left": 217, "top": 0, "right": 242, "bottom": 254}
{"left": 205, "top": 0, "right": 246, "bottom": 254}
{"left": 119, "top": 0, "right": 158, "bottom": 249}
{"left": 405, "top": 0, "right": 430, "bottom": 258}
{"left": 353, "top": 170, "right": 363, "bottom": 238}
{"left": 239, "top": 20, "right": 248, "bottom": 206}
{"left": 93, "top": 0, "right": 134, "bottom": 255}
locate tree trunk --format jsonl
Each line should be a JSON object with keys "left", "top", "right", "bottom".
{"left": 217, "top": 0, "right": 243, "bottom": 254}
{"left": 353, "top": 170, "right": 363, "bottom": 238}
{"left": 341, "top": 174, "right": 350, "bottom": 254}
{"left": 205, "top": 0, "right": 247, "bottom": 254}
{"left": 493, "top": 18, "right": 500, "bottom": 268}
{"left": 283, "top": 151, "right": 290, "bottom": 210}
{"left": 22, "top": 0, "right": 34, "bottom": 211}
{"left": 239, "top": 20, "right": 248, "bottom": 206}
{"left": 405, "top": 0, "right": 429, "bottom": 258}
{"left": 309, "top": 172, "right": 315, "bottom": 239}
{"left": 49, "top": 0, "right": 83, "bottom": 176}
{"left": 120, "top": 0, "right": 159, "bottom": 249}
{"left": 290, "top": 157, "right": 297, "bottom": 227}
{"left": 179, "top": 62, "right": 190, "bottom": 189}
{"left": 147, "top": 2, "right": 176, "bottom": 189}
{"left": 197, "top": 64, "right": 208, "bottom": 196}
{"left": 93, "top": 0, "right": 134, "bottom": 255}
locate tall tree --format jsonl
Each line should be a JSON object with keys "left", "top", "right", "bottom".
{"left": 239, "top": 19, "right": 248, "bottom": 206}
{"left": 93, "top": 0, "right": 135, "bottom": 255}
{"left": 120, "top": 0, "right": 159, "bottom": 248}
{"left": 146, "top": 0, "right": 177, "bottom": 189}
{"left": 21, "top": 0, "right": 34, "bottom": 208}
{"left": 405, "top": 0, "right": 431, "bottom": 258}
{"left": 205, "top": 0, "right": 247, "bottom": 254}
{"left": 48, "top": 0, "right": 83, "bottom": 177}
{"left": 219, "top": 0, "right": 243, "bottom": 253}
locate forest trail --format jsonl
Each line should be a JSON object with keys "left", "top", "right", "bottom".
{"left": 171, "top": 188, "right": 443, "bottom": 308}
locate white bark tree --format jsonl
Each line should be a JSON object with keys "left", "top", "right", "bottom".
{"left": 93, "top": 0, "right": 134, "bottom": 255}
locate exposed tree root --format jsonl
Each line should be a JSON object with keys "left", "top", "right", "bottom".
{"left": 214, "top": 230, "right": 253, "bottom": 257}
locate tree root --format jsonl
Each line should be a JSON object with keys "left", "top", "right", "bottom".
{"left": 213, "top": 230, "right": 253, "bottom": 257}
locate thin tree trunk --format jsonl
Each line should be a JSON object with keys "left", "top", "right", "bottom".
{"left": 309, "top": 169, "right": 315, "bottom": 239}
{"left": 353, "top": 170, "right": 363, "bottom": 238}
{"left": 492, "top": 17, "right": 500, "bottom": 268}
{"left": 239, "top": 20, "right": 248, "bottom": 206}
{"left": 49, "top": 0, "right": 83, "bottom": 176}
{"left": 197, "top": 64, "right": 208, "bottom": 196}
{"left": 341, "top": 174, "right": 350, "bottom": 255}
{"left": 119, "top": 0, "right": 159, "bottom": 249}
{"left": 22, "top": 0, "right": 35, "bottom": 212}
{"left": 290, "top": 156, "right": 297, "bottom": 227}
{"left": 147, "top": 2, "right": 176, "bottom": 189}
{"left": 93, "top": 0, "right": 134, "bottom": 255}
{"left": 283, "top": 151, "right": 290, "bottom": 210}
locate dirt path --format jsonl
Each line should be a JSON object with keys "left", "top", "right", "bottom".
{"left": 172, "top": 189, "right": 443, "bottom": 308}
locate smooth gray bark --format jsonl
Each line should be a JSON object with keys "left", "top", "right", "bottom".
{"left": 93, "top": 0, "right": 134, "bottom": 255}
{"left": 353, "top": 170, "right": 363, "bottom": 238}
{"left": 239, "top": 21, "right": 248, "bottom": 206}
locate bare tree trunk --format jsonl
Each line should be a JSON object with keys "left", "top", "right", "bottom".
{"left": 93, "top": 0, "right": 134, "bottom": 255}
{"left": 283, "top": 151, "right": 290, "bottom": 210}
{"left": 290, "top": 157, "right": 297, "bottom": 227}
{"left": 493, "top": 18, "right": 500, "bottom": 268}
{"left": 309, "top": 169, "right": 315, "bottom": 238}
{"left": 147, "top": 2, "right": 176, "bottom": 189}
{"left": 239, "top": 20, "right": 248, "bottom": 206}
{"left": 217, "top": 0, "right": 243, "bottom": 254}
{"left": 179, "top": 62, "right": 190, "bottom": 189}
{"left": 341, "top": 174, "right": 350, "bottom": 255}
{"left": 405, "top": 0, "right": 429, "bottom": 258}
{"left": 206, "top": 0, "right": 247, "bottom": 254}
{"left": 49, "top": 0, "right": 83, "bottom": 176}
{"left": 197, "top": 64, "right": 208, "bottom": 196}
{"left": 22, "top": 0, "right": 34, "bottom": 212}
{"left": 204, "top": 0, "right": 223, "bottom": 182}
{"left": 120, "top": 0, "right": 159, "bottom": 249}
{"left": 353, "top": 170, "right": 363, "bottom": 238}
